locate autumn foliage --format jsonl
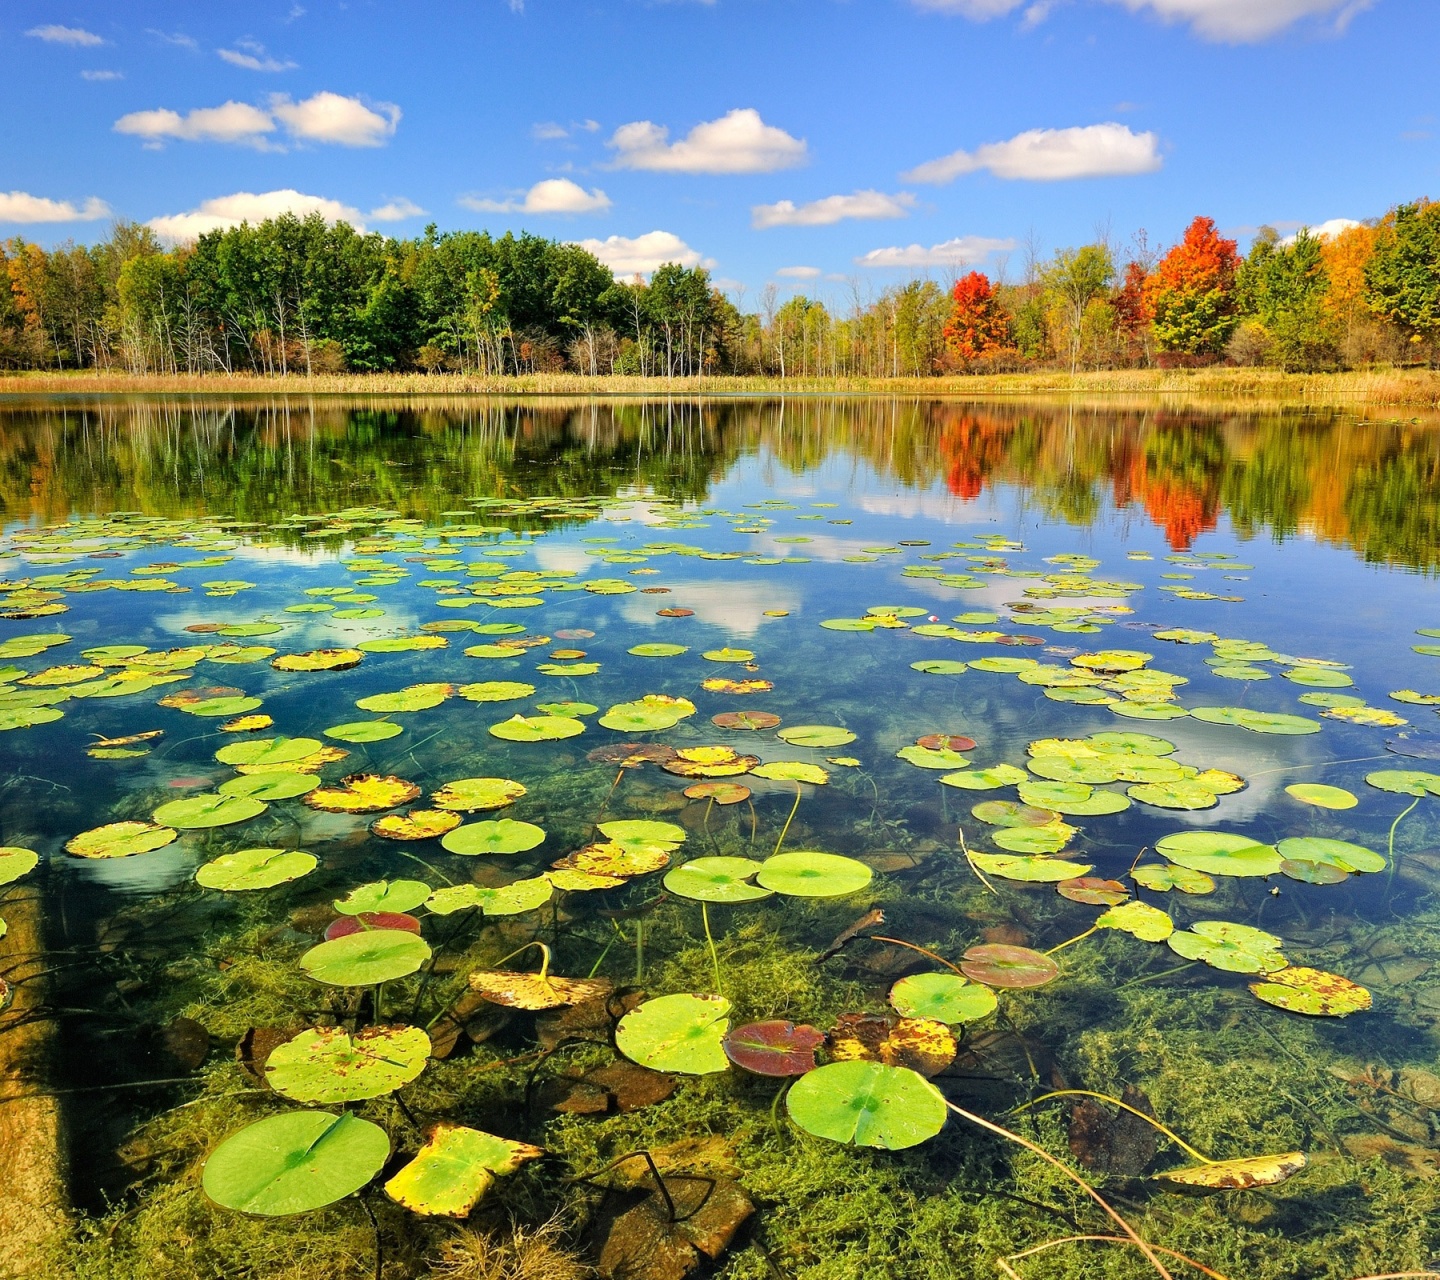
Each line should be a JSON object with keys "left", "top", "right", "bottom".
{"left": 942, "top": 272, "right": 1012, "bottom": 363}
{"left": 1143, "top": 217, "right": 1242, "bottom": 357}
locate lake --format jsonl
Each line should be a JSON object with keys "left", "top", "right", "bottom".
{"left": 2, "top": 395, "right": 1439, "bottom": 1280}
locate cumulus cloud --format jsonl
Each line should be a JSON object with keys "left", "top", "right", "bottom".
{"left": 532, "top": 119, "right": 600, "bottom": 141}
{"left": 1279, "top": 217, "right": 1362, "bottom": 246}
{"left": 776, "top": 266, "right": 822, "bottom": 279}
{"left": 752, "top": 190, "right": 915, "bottom": 230}
{"left": 82, "top": 70, "right": 124, "bottom": 81}
{"left": 607, "top": 108, "right": 806, "bottom": 174}
{"left": 905, "top": 123, "right": 1161, "bottom": 183}
{"left": 460, "top": 178, "right": 612, "bottom": 215}
{"left": 370, "top": 197, "right": 426, "bottom": 222}
{"left": 572, "top": 231, "right": 711, "bottom": 278}
{"left": 26, "top": 24, "right": 104, "bottom": 46}
{"left": 115, "top": 91, "right": 398, "bottom": 148}
{"left": 910, "top": 0, "right": 1369, "bottom": 39}
{"left": 147, "top": 190, "right": 365, "bottom": 239}
{"left": 0, "top": 192, "right": 111, "bottom": 224}
{"left": 856, "top": 236, "right": 1016, "bottom": 269}
{"left": 147, "top": 30, "right": 199, "bottom": 49}
{"left": 218, "top": 40, "right": 298, "bottom": 72}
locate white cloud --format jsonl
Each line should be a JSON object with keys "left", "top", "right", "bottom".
{"left": 905, "top": 122, "right": 1161, "bottom": 183}
{"left": 218, "top": 40, "right": 298, "bottom": 72}
{"left": 1106, "top": 0, "right": 1372, "bottom": 40}
{"left": 607, "top": 108, "right": 806, "bottom": 174}
{"left": 369, "top": 197, "right": 426, "bottom": 222}
{"left": 856, "top": 236, "right": 1016, "bottom": 269}
{"left": 147, "top": 190, "right": 365, "bottom": 240}
{"left": 460, "top": 178, "right": 612, "bottom": 216}
{"left": 115, "top": 101, "right": 276, "bottom": 145}
{"left": 147, "top": 29, "right": 199, "bottom": 49}
{"left": 572, "top": 230, "right": 710, "bottom": 278}
{"left": 752, "top": 190, "right": 915, "bottom": 230}
{"left": 26, "top": 24, "right": 104, "bottom": 46}
{"left": 910, "top": 0, "right": 1369, "bottom": 39}
{"left": 81, "top": 69, "right": 124, "bottom": 81}
{"left": 1279, "top": 217, "right": 1361, "bottom": 246}
{"left": 114, "top": 92, "right": 398, "bottom": 148}
{"left": 531, "top": 121, "right": 570, "bottom": 141}
{"left": 776, "top": 266, "right": 822, "bottom": 279}
{"left": 0, "top": 192, "right": 111, "bottom": 224}
{"left": 270, "top": 92, "right": 399, "bottom": 146}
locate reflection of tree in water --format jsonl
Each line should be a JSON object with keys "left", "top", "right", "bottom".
{"left": 1, "top": 396, "right": 1438, "bottom": 570}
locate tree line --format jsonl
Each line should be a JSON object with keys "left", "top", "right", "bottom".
{"left": 3, "top": 201, "right": 1439, "bottom": 377}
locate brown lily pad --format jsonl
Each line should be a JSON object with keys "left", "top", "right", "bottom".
{"left": 1058, "top": 877, "right": 1130, "bottom": 906}
{"left": 959, "top": 943, "right": 1059, "bottom": 989}
{"left": 1068, "top": 1086, "right": 1159, "bottom": 1175}
{"left": 917, "top": 733, "right": 977, "bottom": 752}
{"left": 682, "top": 781, "right": 751, "bottom": 805}
{"left": 535, "top": 989, "right": 646, "bottom": 1051}
{"left": 468, "top": 969, "right": 612, "bottom": 1010}
{"left": 551, "top": 1060, "right": 678, "bottom": 1114}
{"left": 826, "top": 1012, "right": 957, "bottom": 1077}
{"left": 711, "top": 711, "right": 781, "bottom": 731}
{"left": 588, "top": 743, "right": 679, "bottom": 767}
{"left": 722, "top": 1020, "right": 824, "bottom": 1076}
{"left": 235, "top": 1026, "right": 300, "bottom": 1085}
{"left": 155, "top": 1016, "right": 211, "bottom": 1071}
{"left": 656, "top": 607, "right": 695, "bottom": 617}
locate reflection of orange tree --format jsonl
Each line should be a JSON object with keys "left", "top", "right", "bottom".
{"left": 1120, "top": 424, "right": 1225, "bottom": 549}
{"left": 935, "top": 412, "right": 1015, "bottom": 499}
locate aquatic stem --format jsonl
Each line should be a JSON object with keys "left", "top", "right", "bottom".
{"left": 943, "top": 1099, "right": 1175, "bottom": 1280}
{"left": 634, "top": 919, "right": 645, "bottom": 982}
{"left": 1386, "top": 796, "right": 1420, "bottom": 885}
{"left": 747, "top": 798, "right": 758, "bottom": 845}
{"left": 1015, "top": 1090, "right": 1212, "bottom": 1163}
{"left": 771, "top": 780, "right": 803, "bottom": 858}
{"left": 1002, "top": 1236, "right": 1230, "bottom": 1280}
{"left": 871, "top": 935, "right": 966, "bottom": 977}
{"left": 588, "top": 922, "right": 624, "bottom": 978}
{"left": 1046, "top": 926, "right": 1098, "bottom": 956}
{"left": 493, "top": 940, "right": 552, "bottom": 982}
{"left": 701, "top": 903, "right": 723, "bottom": 993}
{"left": 595, "top": 766, "right": 626, "bottom": 825}
{"left": 957, "top": 825, "right": 997, "bottom": 896}
{"left": 391, "top": 849, "right": 454, "bottom": 885}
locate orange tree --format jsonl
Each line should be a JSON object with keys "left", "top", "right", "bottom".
{"left": 1142, "top": 217, "right": 1241, "bottom": 357}
{"left": 942, "top": 272, "right": 1011, "bottom": 362}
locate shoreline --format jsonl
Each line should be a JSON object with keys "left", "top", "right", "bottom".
{"left": 2, "top": 367, "right": 1439, "bottom": 410}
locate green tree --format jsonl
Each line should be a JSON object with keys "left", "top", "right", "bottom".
{"left": 1042, "top": 244, "right": 1115, "bottom": 372}
{"left": 1235, "top": 228, "right": 1336, "bottom": 370}
{"left": 1365, "top": 201, "right": 1440, "bottom": 353}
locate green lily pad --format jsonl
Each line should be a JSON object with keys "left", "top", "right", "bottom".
{"left": 896, "top": 745, "right": 971, "bottom": 770}
{"left": 203, "top": 1111, "right": 389, "bottom": 1216}
{"left": 384, "top": 1125, "right": 543, "bottom": 1218}
{"left": 265, "top": 1025, "right": 431, "bottom": 1102}
{"left": 776, "top": 725, "right": 857, "bottom": 749}
{"left": 324, "top": 720, "right": 404, "bottom": 743}
{"left": 356, "top": 684, "right": 452, "bottom": 713}
{"left": 757, "top": 851, "right": 873, "bottom": 897}
{"left": 910, "top": 660, "right": 969, "bottom": 675}
{"left": 888, "top": 972, "right": 997, "bottom": 1024}
{"left": 217, "top": 772, "right": 319, "bottom": 801}
{"left": 441, "top": 819, "right": 546, "bottom": 856}
{"left": 629, "top": 643, "right": 688, "bottom": 657}
{"left": 215, "top": 736, "right": 323, "bottom": 767}
{"left": 195, "top": 847, "right": 318, "bottom": 891}
{"left": 334, "top": 879, "right": 431, "bottom": 915}
{"left": 1283, "top": 667, "right": 1354, "bottom": 688}
{"left": 616, "top": 993, "right": 731, "bottom": 1074}
{"left": 1365, "top": 769, "right": 1440, "bottom": 796}
{"left": 179, "top": 695, "right": 264, "bottom": 718}
{"left": 431, "top": 777, "right": 526, "bottom": 812}
{"left": 152, "top": 793, "right": 266, "bottom": 830}
{"left": 1189, "top": 706, "right": 1321, "bottom": 735}
{"left": 750, "top": 761, "right": 830, "bottom": 784}
{"left": 597, "top": 696, "right": 695, "bottom": 732}
{"left": 663, "top": 856, "right": 772, "bottom": 903}
{"left": 1026, "top": 756, "right": 1121, "bottom": 785}
{"left": 990, "top": 823, "right": 1077, "bottom": 854}
{"left": 1284, "top": 783, "right": 1357, "bottom": 809}
{"left": 702, "top": 648, "right": 754, "bottom": 663}
{"left": 1016, "top": 781, "right": 1129, "bottom": 816}
{"left": 1127, "top": 780, "right": 1222, "bottom": 811}
{"left": 357, "top": 636, "right": 448, "bottom": 654}
{"left": 426, "top": 877, "right": 554, "bottom": 917}
{"left": 300, "top": 929, "right": 433, "bottom": 985}
{"left": 786, "top": 1060, "right": 946, "bottom": 1150}
{"left": 939, "top": 765, "right": 1028, "bottom": 791}
{"left": 820, "top": 618, "right": 876, "bottom": 632}
{"left": 968, "top": 853, "right": 1095, "bottom": 882}
{"left": 65, "top": 820, "right": 177, "bottom": 859}
{"left": 1275, "top": 837, "right": 1385, "bottom": 875}
{"left": 0, "top": 847, "right": 39, "bottom": 885}
{"left": 1168, "top": 921, "right": 1286, "bottom": 973}
{"left": 971, "top": 800, "right": 1061, "bottom": 828}
{"left": 1156, "top": 831, "right": 1282, "bottom": 877}
{"left": 1096, "top": 900, "right": 1174, "bottom": 942}
{"left": 489, "top": 714, "right": 584, "bottom": 742}
{"left": 1109, "top": 701, "right": 1191, "bottom": 721}
{"left": 1130, "top": 864, "right": 1215, "bottom": 894}
{"left": 456, "top": 681, "right": 537, "bottom": 704}
{"left": 598, "top": 819, "right": 687, "bottom": 846}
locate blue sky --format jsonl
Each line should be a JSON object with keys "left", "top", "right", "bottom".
{"left": 0, "top": 0, "right": 1432, "bottom": 300}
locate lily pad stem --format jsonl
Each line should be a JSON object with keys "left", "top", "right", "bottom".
{"left": 1015, "top": 1090, "right": 1213, "bottom": 1163}
{"left": 391, "top": 850, "right": 454, "bottom": 886}
{"left": 943, "top": 1100, "right": 1175, "bottom": 1280}
{"left": 702, "top": 903, "right": 723, "bottom": 994}
{"left": 1002, "top": 1235, "right": 1230, "bottom": 1280}
{"left": 1387, "top": 796, "right": 1420, "bottom": 886}
{"left": 958, "top": 826, "right": 997, "bottom": 896}
{"left": 493, "top": 940, "right": 553, "bottom": 983}
{"left": 871, "top": 935, "right": 966, "bottom": 977}
{"left": 771, "top": 781, "right": 803, "bottom": 858}
{"left": 1046, "top": 926, "right": 1098, "bottom": 956}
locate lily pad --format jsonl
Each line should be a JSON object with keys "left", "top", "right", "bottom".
{"left": 1275, "top": 836, "right": 1385, "bottom": 875}
{"left": 712, "top": 711, "right": 780, "bottom": 731}
{"left": 202, "top": 1111, "right": 389, "bottom": 1216}
{"left": 1096, "top": 900, "right": 1174, "bottom": 942}
{"left": 968, "top": 853, "right": 1094, "bottom": 882}
{"left": 888, "top": 972, "right": 997, "bottom": 1024}
{"left": 1249, "top": 966, "right": 1372, "bottom": 1017}
{"left": 750, "top": 761, "right": 830, "bottom": 785}
{"left": 1365, "top": 769, "right": 1440, "bottom": 796}
{"left": 218, "top": 772, "right": 319, "bottom": 801}
{"left": 431, "top": 777, "right": 526, "bottom": 812}
{"left": 334, "top": 879, "right": 432, "bottom": 914}
{"left": 468, "top": 970, "right": 610, "bottom": 1010}
{"left": 703, "top": 648, "right": 754, "bottom": 663}
{"left": 757, "top": 851, "right": 872, "bottom": 898}
{"left": 306, "top": 774, "right": 421, "bottom": 814}
{"left": 372, "top": 810, "right": 462, "bottom": 841}
{"left": 1167, "top": 921, "right": 1286, "bottom": 973}
{"left": 1189, "top": 706, "right": 1322, "bottom": 736}
{"left": 196, "top": 847, "right": 318, "bottom": 891}
{"left": 1131, "top": 864, "right": 1215, "bottom": 894}
{"left": 384, "top": 1125, "right": 543, "bottom": 1218}
{"left": 959, "top": 944, "right": 1059, "bottom": 989}
{"left": 356, "top": 683, "right": 453, "bottom": 713}
{"left": 457, "top": 681, "right": 535, "bottom": 703}
{"left": 300, "top": 929, "right": 433, "bottom": 985}
{"left": 1154, "top": 1151, "right": 1307, "bottom": 1190}
{"left": 65, "top": 820, "right": 178, "bottom": 859}
{"left": 990, "top": 823, "right": 1077, "bottom": 854}
{"left": 776, "top": 724, "right": 856, "bottom": 749}
{"left": 598, "top": 819, "right": 687, "bottom": 846}
{"left": 683, "top": 781, "right": 751, "bottom": 804}
{"left": 663, "top": 856, "right": 772, "bottom": 903}
{"left": 616, "top": 993, "right": 731, "bottom": 1075}
{"left": 896, "top": 745, "right": 971, "bottom": 770}
{"left": 152, "top": 793, "right": 266, "bottom": 830}
{"left": 442, "top": 819, "right": 546, "bottom": 856}
{"left": 1017, "top": 780, "right": 1130, "bottom": 816}
{"left": 722, "top": 1020, "right": 825, "bottom": 1076}
{"left": 0, "top": 847, "right": 39, "bottom": 885}
{"left": 1156, "top": 831, "right": 1282, "bottom": 878}
{"left": 939, "top": 765, "right": 1029, "bottom": 791}
{"left": 266, "top": 1025, "right": 431, "bottom": 1102}
{"left": 786, "top": 1060, "right": 946, "bottom": 1150}
{"left": 324, "top": 720, "right": 404, "bottom": 743}
{"left": 426, "top": 877, "right": 553, "bottom": 917}
{"left": 215, "top": 736, "right": 323, "bottom": 767}
{"left": 272, "top": 648, "right": 364, "bottom": 672}
{"left": 1284, "top": 782, "right": 1357, "bottom": 809}
{"left": 629, "top": 643, "right": 688, "bottom": 657}
{"left": 489, "top": 713, "right": 585, "bottom": 742}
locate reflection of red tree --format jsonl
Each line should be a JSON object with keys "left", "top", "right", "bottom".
{"left": 1122, "top": 453, "right": 1218, "bottom": 549}
{"left": 937, "top": 413, "right": 1011, "bottom": 500}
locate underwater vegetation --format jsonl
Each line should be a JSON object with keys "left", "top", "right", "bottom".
{"left": 3, "top": 399, "right": 1440, "bottom": 1280}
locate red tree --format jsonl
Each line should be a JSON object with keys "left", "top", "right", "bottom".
{"left": 1142, "top": 217, "right": 1242, "bottom": 356}
{"left": 942, "top": 272, "right": 1011, "bottom": 362}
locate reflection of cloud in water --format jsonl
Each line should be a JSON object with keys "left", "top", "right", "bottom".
{"left": 67, "top": 844, "right": 198, "bottom": 894}
{"left": 858, "top": 492, "right": 1003, "bottom": 524}
{"left": 748, "top": 533, "right": 888, "bottom": 564}
{"left": 617, "top": 579, "right": 800, "bottom": 638}
{"left": 532, "top": 544, "right": 596, "bottom": 575}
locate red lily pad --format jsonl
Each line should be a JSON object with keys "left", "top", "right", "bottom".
{"left": 683, "top": 782, "right": 752, "bottom": 805}
{"left": 1057, "top": 877, "right": 1130, "bottom": 906}
{"left": 917, "top": 733, "right": 977, "bottom": 752}
{"left": 959, "top": 943, "right": 1060, "bottom": 989}
{"left": 324, "top": 912, "right": 423, "bottom": 941}
{"left": 722, "top": 1020, "right": 825, "bottom": 1076}
{"left": 712, "top": 711, "right": 781, "bottom": 731}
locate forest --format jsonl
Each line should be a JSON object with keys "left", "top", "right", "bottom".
{"left": 2, "top": 201, "right": 1439, "bottom": 379}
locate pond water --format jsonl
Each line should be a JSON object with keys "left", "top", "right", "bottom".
{"left": 3, "top": 396, "right": 1440, "bottom": 1280}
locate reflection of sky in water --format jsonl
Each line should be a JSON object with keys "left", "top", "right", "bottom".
{"left": 7, "top": 431, "right": 1440, "bottom": 908}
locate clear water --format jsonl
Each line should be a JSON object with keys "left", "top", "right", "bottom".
{"left": 4, "top": 396, "right": 1440, "bottom": 1277}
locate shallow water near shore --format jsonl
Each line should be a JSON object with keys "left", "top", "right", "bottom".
{"left": 3, "top": 395, "right": 1440, "bottom": 1280}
